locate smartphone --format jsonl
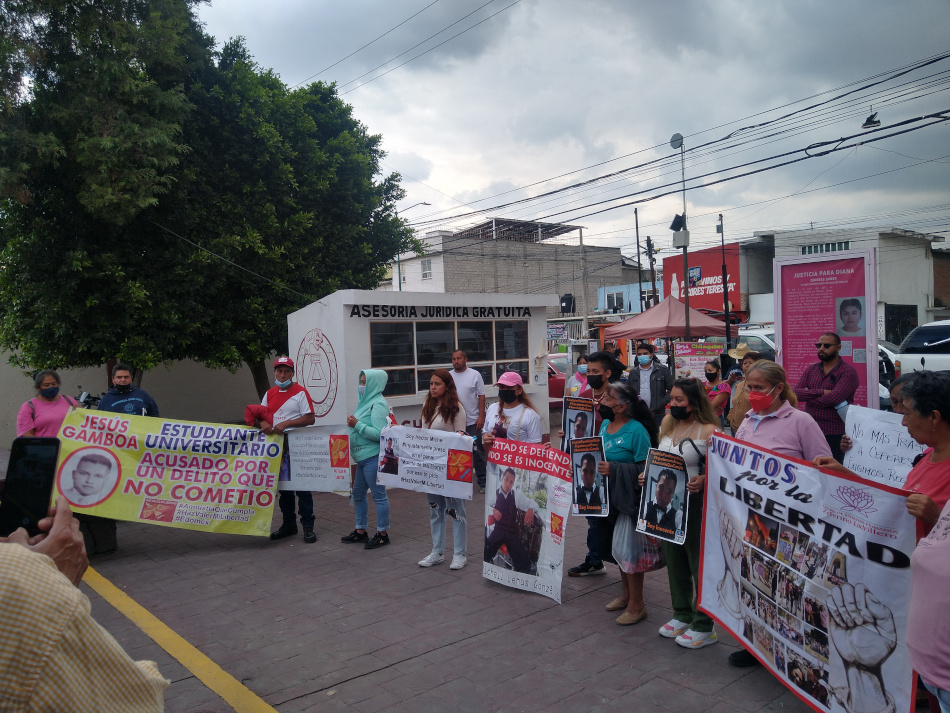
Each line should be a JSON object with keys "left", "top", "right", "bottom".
{"left": 0, "top": 437, "right": 61, "bottom": 537}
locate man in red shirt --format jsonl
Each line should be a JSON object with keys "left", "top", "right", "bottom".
{"left": 254, "top": 357, "right": 317, "bottom": 543}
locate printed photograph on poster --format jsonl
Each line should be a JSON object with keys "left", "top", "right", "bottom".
{"left": 636, "top": 448, "right": 688, "bottom": 544}
{"left": 568, "top": 437, "right": 607, "bottom": 517}
{"left": 379, "top": 435, "right": 399, "bottom": 474}
{"left": 58, "top": 448, "right": 121, "bottom": 507}
{"left": 836, "top": 296, "right": 865, "bottom": 337}
{"left": 560, "top": 397, "right": 594, "bottom": 450}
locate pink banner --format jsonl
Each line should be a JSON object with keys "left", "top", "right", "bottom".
{"left": 778, "top": 257, "right": 871, "bottom": 408}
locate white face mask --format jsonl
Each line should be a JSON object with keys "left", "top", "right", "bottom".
{"left": 358, "top": 385, "right": 366, "bottom": 396}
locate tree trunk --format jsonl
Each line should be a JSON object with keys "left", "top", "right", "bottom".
{"left": 248, "top": 357, "right": 270, "bottom": 401}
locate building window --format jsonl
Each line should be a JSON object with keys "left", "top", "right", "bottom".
{"left": 370, "top": 323, "right": 414, "bottom": 368}
{"left": 421, "top": 259, "right": 432, "bottom": 280}
{"left": 801, "top": 241, "right": 850, "bottom": 255}
{"left": 606, "top": 291, "right": 625, "bottom": 311}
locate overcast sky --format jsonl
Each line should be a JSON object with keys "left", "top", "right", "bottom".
{"left": 197, "top": 1, "right": 950, "bottom": 262}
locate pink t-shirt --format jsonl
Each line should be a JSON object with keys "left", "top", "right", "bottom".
{"left": 902, "top": 448, "right": 950, "bottom": 540}
{"left": 906, "top": 498, "right": 950, "bottom": 691}
{"left": 15, "top": 397, "right": 75, "bottom": 438}
{"left": 734, "top": 400, "right": 832, "bottom": 462}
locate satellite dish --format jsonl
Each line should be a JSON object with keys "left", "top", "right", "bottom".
{"left": 670, "top": 133, "right": 684, "bottom": 150}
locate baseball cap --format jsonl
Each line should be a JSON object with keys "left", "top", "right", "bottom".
{"left": 274, "top": 356, "right": 295, "bottom": 369}
{"left": 495, "top": 371, "right": 523, "bottom": 387}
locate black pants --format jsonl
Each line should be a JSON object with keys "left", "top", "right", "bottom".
{"left": 484, "top": 526, "right": 531, "bottom": 573}
{"left": 466, "top": 424, "right": 487, "bottom": 487}
{"left": 279, "top": 490, "right": 314, "bottom": 529}
{"left": 826, "top": 434, "right": 844, "bottom": 463}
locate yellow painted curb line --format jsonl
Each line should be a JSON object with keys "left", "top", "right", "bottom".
{"left": 83, "top": 567, "right": 277, "bottom": 713}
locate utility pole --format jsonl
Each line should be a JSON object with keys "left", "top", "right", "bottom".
{"left": 645, "top": 235, "right": 658, "bottom": 308}
{"left": 579, "top": 227, "right": 590, "bottom": 341}
{"left": 670, "top": 133, "right": 690, "bottom": 340}
{"left": 635, "top": 208, "right": 643, "bottom": 312}
{"left": 718, "top": 213, "right": 731, "bottom": 349}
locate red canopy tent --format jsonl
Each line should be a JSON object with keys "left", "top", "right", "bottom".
{"left": 604, "top": 297, "right": 728, "bottom": 340}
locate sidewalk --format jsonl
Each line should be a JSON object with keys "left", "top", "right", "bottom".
{"left": 83, "top": 486, "right": 811, "bottom": 713}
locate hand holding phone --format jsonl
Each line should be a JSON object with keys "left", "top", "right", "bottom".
{"left": 5, "top": 500, "right": 88, "bottom": 586}
{"left": 0, "top": 437, "right": 60, "bottom": 537}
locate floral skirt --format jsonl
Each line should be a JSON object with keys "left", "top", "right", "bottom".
{"left": 612, "top": 513, "right": 666, "bottom": 574}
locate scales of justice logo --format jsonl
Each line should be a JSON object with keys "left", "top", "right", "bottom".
{"left": 295, "top": 329, "right": 339, "bottom": 417}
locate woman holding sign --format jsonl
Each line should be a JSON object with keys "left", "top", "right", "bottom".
{"left": 481, "top": 372, "right": 543, "bottom": 448}
{"left": 599, "top": 381, "right": 660, "bottom": 625}
{"left": 418, "top": 370, "right": 469, "bottom": 570}
{"left": 650, "top": 379, "right": 721, "bottom": 649}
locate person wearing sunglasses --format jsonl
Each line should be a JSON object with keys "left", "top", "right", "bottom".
{"left": 792, "top": 333, "right": 858, "bottom": 462}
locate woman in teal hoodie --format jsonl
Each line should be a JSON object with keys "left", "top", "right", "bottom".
{"left": 342, "top": 369, "right": 392, "bottom": 549}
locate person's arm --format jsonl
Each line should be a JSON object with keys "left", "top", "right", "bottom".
{"left": 4, "top": 500, "right": 87, "bottom": 585}
{"left": 476, "top": 394, "right": 486, "bottom": 431}
{"left": 793, "top": 366, "right": 819, "bottom": 402}
{"left": 659, "top": 367, "right": 673, "bottom": 408}
{"left": 453, "top": 406, "right": 467, "bottom": 432}
{"left": 906, "top": 493, "right": 941, "bottom": 529}
{"left": 274, "top": 413, "right": 315, "bottom": 434}
{"left": 811, "top": 366, "right": 860, "bottom": 408}
{"left": 16, "top": 401, "right": 35, "bottom": 437}
{"left": 799, "top": 414, "right": 834, "bottom": 461}
{"left": 356, "top": 400, "right": 390, "bottom": 442}
{"left": 146, "top": 394, "right": 159, "bottom": 417}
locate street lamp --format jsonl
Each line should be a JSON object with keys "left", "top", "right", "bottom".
{"left": 670, "top": 132, "right": 690, "bottom": 339}
{"left": 395, "top": 201, "right": 431, "bottom": 291}
{"left": 718, "top": 214, "right": 731, "bottom": 349}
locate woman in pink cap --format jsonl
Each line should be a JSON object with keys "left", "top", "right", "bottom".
{"left": 481, "top": 371, "right": 543, "bottom": 448}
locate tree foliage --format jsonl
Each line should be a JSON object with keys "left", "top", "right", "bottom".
{"left": 0, "top": 1, "right": 416, "bottom": 395}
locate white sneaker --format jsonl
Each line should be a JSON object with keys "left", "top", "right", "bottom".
{"left": 418, "top": 552, "right": 444, "bottom": 567}
{"left": 659, "top": 619, "right": 691, "bottom": 638}
{"left": 450, "top": 554, "right": 467, "bottom": 570}
{"left": 675, "top": 629, "right": 718, "bottom": 649}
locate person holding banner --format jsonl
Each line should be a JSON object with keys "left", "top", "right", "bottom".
{"left": 599, "top": 381, "right": 660, "bottom": 625}
{"left": 418, "top": 369, "right": 469, "bottom": 570}
{"left": 343, "top": 370, "right": 392, "bottom": 549}
{"left": 651, "top": 378, "right": 721, "bottom": 649}
{"left": 729, "top": 360, "right": 830, "bottom": 667}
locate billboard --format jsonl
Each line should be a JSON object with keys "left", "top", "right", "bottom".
{"left": 663, "top": 245, "right": 740, "bottom": 312}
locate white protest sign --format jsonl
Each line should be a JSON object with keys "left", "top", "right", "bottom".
{"left": 286, "top": 426, "right": 350, "bottom": 494}
{"left": 842, "top": 405, "right": 923, "bottom": 487}
{"left": 700, "top": 434, "right": 916, "bottom": 713}
{"left": 376, "top": 425, "right": 474, "bottom": 500}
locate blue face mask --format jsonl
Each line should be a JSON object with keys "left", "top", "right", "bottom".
{"left": 358, "top": 385, "right": 366, "bottom": 396}
{"left": 637, "top": 355, "right": 652, "bottom": 365}
{"left": 577, "top": 364, "right": 588, "bottom": 374}
{"left": 40, "top": 386, "right": 60, "bottom": 399}
{"left": 275, "top": 378, "right": 292, "bottom": 388}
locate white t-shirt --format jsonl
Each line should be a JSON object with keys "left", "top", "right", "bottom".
{"left": 450, "top": 368, "right": 485, "bottom": 426}
{"left": 483, "top": 402, "right": 543, "bottom": 444}
{"left": 424, "top": 405, "right": 467, "bottom": 432}
{"left": 261, "top": 385, "right": 314, "bottom": 431}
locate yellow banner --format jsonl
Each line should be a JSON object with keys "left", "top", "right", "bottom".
{"left": 55, "top": 410, "right": 283, "bottom": 535}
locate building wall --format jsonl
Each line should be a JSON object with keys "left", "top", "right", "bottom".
{"left": 933, "top": 251, "right": 950, "bottom": 309}
{"left": 597, "top": 281, "right": 664, "bottom": 313}
{"left": 439, "top": 238, "right": 621, "bottom": 320}
{"left": 740, "top": 245, "right": 774, "bottom": 299}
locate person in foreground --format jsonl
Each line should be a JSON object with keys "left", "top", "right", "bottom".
{"left": 343, "top": 369, "right": 392, "bottom": 549}
{"left": 600, "top": 381, "right": 661, "bottom": 625}
{"left": 650, "top": 378, "right": 721, "bottom": 649}
{"left": 418, "top": 369, "right": 469, "bottom": 570}
{"left": 729, "top": 360, "right": 831, "bottom": 667}
{"left": 0, "top": 500, "right": 168, "bottom": 711}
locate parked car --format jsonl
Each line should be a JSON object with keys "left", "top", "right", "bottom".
{"left": 547, "top": 353, "right": 569, "bottom": 407}
{"left": 896, "top": 320, "right": 950, "bottom": 375}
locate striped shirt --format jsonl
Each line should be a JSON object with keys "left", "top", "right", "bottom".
{"left": 0, "top": 544, "right": 168, "bottom": 712}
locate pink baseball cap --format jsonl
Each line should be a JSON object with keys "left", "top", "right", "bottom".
{"left": 495, "top": 371, "right": 523, "bottom": 387}
{"left": 274, "top": 356, "right": 295, "bottom": 369}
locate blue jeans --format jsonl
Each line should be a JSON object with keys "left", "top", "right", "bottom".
{"left": 354, "top": 455, "right": 390, "bottom": 531}
{"left": 923, "top": 680, "right": 950, "bottom": 713}
{"left": 427, "top": 494, "right": 466, "bottom": 556}
{"left": 586, "top": 516, "right": 601, "bottom": 565}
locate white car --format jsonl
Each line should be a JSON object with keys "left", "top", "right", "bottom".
{"left": 895, "top": 320, "right": 950, "bottom": 374}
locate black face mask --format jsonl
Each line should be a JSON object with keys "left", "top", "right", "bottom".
{"left": 115, "top": 384, "right": 133, "bottom": 393}
{"left": 587, "top": 374, "right": 605, "bottom": 390}
{"left": 705, "top": 371, "right": 718, "bottom": 380}
{"left": 669, "top": 405, "right": 691, "bottom": 420}
{"left": 598, "top": 404, "right": 617, "bottom": 422}
{"left": 498, "top": 389, "right": 518, "bottom": 404}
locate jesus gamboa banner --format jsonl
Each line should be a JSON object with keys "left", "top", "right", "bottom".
{"left": 482, "top": 439, "right": 572, "bottom": 603}
{"left": 699, "top": 434, "right": 916, "bottom": 713}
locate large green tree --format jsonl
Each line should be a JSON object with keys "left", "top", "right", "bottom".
{"left": 0, "top": 1, "right": 415, "bottom": 396}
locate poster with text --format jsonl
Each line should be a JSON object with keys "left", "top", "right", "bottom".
{"left": 569, "top": 437, "right": 607, "bottom": 517}
{"left": 376, "top": 425, "right": 474, "bottom": 500}
{"left": 483, "top": 439, "right": 572, "bottom": 603}
{"left": 286, "top": 426, "right": 350, "bottom": 495}
{"left": 636, "top": 448, "right": 689, "bottom": 544}
{"left": 699, "top": 434, "right": 915, "bottom": 713}
{"left": 673, "top": 342, "right": 724, "bottom": 381}
{"left": 843, "top": 406, "right": 924, "bottom": 488}
{"left": 560, "top": 397, "right": 594, "bottom": 451}
{"left": 775, "top": 252, "right": 878, "bottom": 410}
{"left": 55, "top": 410, "right": 283, "bottom": 535}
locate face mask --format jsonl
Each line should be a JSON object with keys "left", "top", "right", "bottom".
{"left": 358, "top": 385, "right": 365, "bottom": 396}
{"left": 275, "top": 378, "right": 293, "bottom": 388}
{"left": 705, "top": 371, "right": 718, "bottom": 380}
{"left": 498, "top": 389, "right": 518, "bottom": 404}
{"left": 669, "top": 405, "right": 691, "bottom": 420}
{"left": 637, "top": 355, "right": 651, "bottom": 366}
{"left": 40, "top": 386, "right": 60, "bottom": 399}
{"left": 577, "top": 364, "right": 588, "bottom": 374}
{"left": 748, "top": 386, "right": 778, "bottom": 413}
{"left": 598, "top": 404, "right": 617, "bottom": 422}
{"left": 115, "top": 383, "right": 133, "bottom": 393}
{"left": 587, "top": 374, "right": 604, "bottom": 390}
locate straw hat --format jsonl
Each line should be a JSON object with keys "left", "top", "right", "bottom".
{"left": 727, "top": 342, "right": 751, "bottom": 360}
